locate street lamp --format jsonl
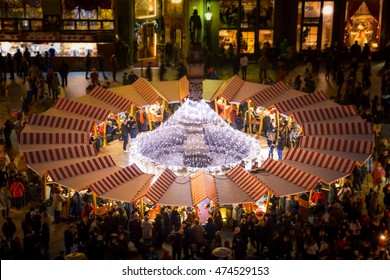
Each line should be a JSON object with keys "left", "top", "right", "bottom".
{"left": 205, "top": 7, "right": 212, "bottom": 21}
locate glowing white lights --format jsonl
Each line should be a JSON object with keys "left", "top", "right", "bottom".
{"left": 131, "top": 99, "right": 260, "bottom": 174}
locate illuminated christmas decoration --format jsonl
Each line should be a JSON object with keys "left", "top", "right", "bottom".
{"left": 131, "top": 98, "right": 260, "bottom": 174}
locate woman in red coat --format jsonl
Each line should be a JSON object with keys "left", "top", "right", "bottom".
{"left": 10, "top": 177, "right": 25, "bottom": 210}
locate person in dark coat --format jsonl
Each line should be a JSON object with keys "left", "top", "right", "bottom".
{"left": 232, "top": 227, "right": 246, "bottom": 259}
{"left": 214, "top": 211, "right": 223, "bottom": 231}
{"left": 277, "top": 134, "right": 285, "bottom": 160}
{"left": 170, "top": 228, "right": 183, "bottom": 260}
{"left": 59, "top": 60, "right": 70, "bottom": 87}
{"left": 85, "top": 51, "right": 91, "bottom": 79}
{"left": 154, "top": 213, "right": 164, "bottom": 249}
{"left": 128, "top": 117, "right": 138, "bottom": 144}
{"left": 111, "top": 55, "right": 118, "bottom": 82}
{"left": 121, "top": 120, "right": 130, "bottom": 152}
{"left": 97, "top": 54, "right": 107, "bottom": 79}
{"left": 146, "top": 62, "right": 152, "bottom": 81}
{"left": 204, "top": 217, "right": 217, "bottom": 241}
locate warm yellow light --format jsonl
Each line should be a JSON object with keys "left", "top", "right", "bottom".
{"left": 171, "top": 0, "right": 182, "bottom": 4}
{"left": 323, "top": 5, "right": 333, "bottom": 15}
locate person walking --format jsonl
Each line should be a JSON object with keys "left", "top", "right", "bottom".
{"left": 85, "top": 51, "right": 92, "bottom": 79}
{"left": 97, "top": 54, "right": 108, "bottom": 80}
{"left": 52, "top": 188, "right": 65, "bottom": 224}
{"left": 128, "top": 116, "right": 139, "bottom": 145}
{"left": 111, "top": 55, "right": 118, "bottom": 82}
{"left": 9, "top": 176, "right": 25, "bottom": 211}
{"left": 51, "top": 73, "right": 60, "bottom": 100}
{"left": 258, "top": 54, "right": 268, "bottom": 80}
{"left": 59, "top": 60, "right": 69, "bottom": 87}
{"left": 0, "top": 187, "right": 12, "bottom": 218}
{"left": 240, "top": 54, "right": 249, "bottom": 80}
{"left": 121, "top": 119, "right": 130, "bottom": 152}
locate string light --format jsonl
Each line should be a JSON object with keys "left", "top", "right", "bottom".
{"left": 131, "top": 99, "right": 260, "bottom": 174}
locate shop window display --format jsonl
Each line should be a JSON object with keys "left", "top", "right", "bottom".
{"left": 0, "top": 0, "right": 42, "bottom": 31}
{"left": 61, "top": 0, "right": 114, "bottom": 30}
{"left": 297, "top": 1, "right": 334, "bottom": 51}
{"left": 219, "top": 30, "right": 255, "bottom": 55}
{"left": 135, "top": 0, "right": 156, "bottom": 19}
{"left": 219, "top": 0, "right": 274, "bottom": 29}
{"left": 345, "top": 1, "right": 379, "bottom": 51}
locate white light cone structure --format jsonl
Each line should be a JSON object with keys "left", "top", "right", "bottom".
{"left": 131, "top": 99, "right": 260, "bottom": 174}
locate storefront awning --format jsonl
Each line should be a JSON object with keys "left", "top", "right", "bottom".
{"left": 88, "top": 85, "right": 133, "bottom": 113}
{"left": 249, "top": 81, "right": 290, "bottom": 107}
{"left": 210, "top": 75, "right": 244, "bottom": 102}
{"left": 47, "top": 155, "right": 120, "bottom": 192}
{"left": 292, "top": 104, "right": 359, "bottom": 124}
{"left": 28, "top": 113, "right": 94, "bottom": 132}
{"left": 108, "top": 85, "right": 150, "bottom": 107}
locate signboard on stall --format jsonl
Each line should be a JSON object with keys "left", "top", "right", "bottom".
{"left": 0, "top": 31, "right": 96, "bottom": 42}
{"left": 61, "top": 34, "right": 96, "bottom": 42}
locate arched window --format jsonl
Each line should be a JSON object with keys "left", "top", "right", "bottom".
{"left": 62, "top": 0, "right": 114, "bottom": 30}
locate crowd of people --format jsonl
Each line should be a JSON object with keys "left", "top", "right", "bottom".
{"left": 1, "top": 37, "right": 390, "bottom": 260}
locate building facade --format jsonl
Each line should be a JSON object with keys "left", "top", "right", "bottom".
{"left": 0, "top": 0, "right": 388, "bottom": 69}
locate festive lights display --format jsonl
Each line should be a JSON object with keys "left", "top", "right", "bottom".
{"left": 131, "top": 99, "right": 260, "bottom": 174}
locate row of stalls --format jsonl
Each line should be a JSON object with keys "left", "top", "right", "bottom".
{"left": 18, "top": 75, "right": 374, "bottom": 223}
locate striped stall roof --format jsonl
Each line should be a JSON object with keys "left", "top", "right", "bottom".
{"left": 284, "top": 148, "right": 356, "bottom": 174}
{"left": 88, "top": 85, "right": 133, "bottom": 112}
{"left": 274, "top": 90, "right": 328, "bottom": 115}
{"left": 227, "top": 165, "right": 268, "bottom": 201}
{"left": 54, "top": 98, "right": 110, "bottom": 123}
{"left": 24, "top": 145, "right": 97, "bottom": 165}
{"left": 250, "top": 81, "right": 290, "bottom": 106}
{"left": 132, "top": 78, "right": 162, "bottom": 104}
{"left": 178, "top": 76, "right": 190, "bottom": 101}
{"left": 28, "top": 114, "right": 94, "bottom": 132}
{"left": 300, "top": 136, "right": 373, "bottom": 154}
{"left": 90, "top": 164, "right": 145, "bottom": 196}
{"left": 302, "top": 122, "right": 373, "bottom": 136}
{"left": 293, "top": 105, "right": 358, "bottom": 124}
{"left": 134, "top": 168, "right": 177, "bottom": 204}
{"left": 190, "top": 170, "right": 218, "bottom": 205}
{"left": 19, "top": 132, "right": 89, "bottom": 145}
{"left": 262, "top": 158, "right": 320, "bottom": 190}
{"left": 211, "top": 75, "right": 245, "bottom": 102}
{"left": 47, "top": 155, "right": 116, "bottom": 182}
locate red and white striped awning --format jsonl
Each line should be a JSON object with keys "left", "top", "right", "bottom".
{"left": 293, "top": 105, "right": 358, "bottom": 124}
{"left": 134, "top": 168, "right": 177, "bottom": 204}
{"left": 132, "top": 78, "right": 164, "bottom": 104}
{"left": 28, "top": 114, "right": 94, "bottom": 132}
{"left": 23, "top": 145, "right": 97, "bottom": 175}
{"left": 300, "top": 135, "right": 373, "bottom": 164}
{"left": 253, "top": 173, "right": 308, "bottom": 197}
{"left": 261, "top": 158, "right": 320, "bottom": 190}
{"left": 227, "top": 165, "right": 268, "bottom": 201}
{"left": 250, "top": 81, "right": 290, "bottom": 107}
{"left": 214, "top": 175, "right": 256, "bottom": 205}
{"left": 19, "top": 130, "right": 89, "bottom": 151}
{"left": 302, "top": 121, "right": 373, "bottom": 137}
{"left": 283, "top": 148, "right": 356, "bottom": 183}
{"left": 211, "top": 75, "right": 245, "bottom": 102}
{"left": 285, "top": 148, "right": 356, "bottom": 174}
{"left": 152, "top": 176, "right": 193, "bottom": 206}
{"left": 89, "top": 164, "right": 154, "bottom": 201}
{"left": 88, "top": 85, "right": 133, "bottom": 113}
{"left": 274, "top": 90, "right": 328, "bottom": 115}
{"left": 54, "top": 98, "right": 110, "bottom": 123}
{"left": 47, "top": 155, "right": 119, "bottom": 191}
{"left": 231, "top": 81, "right": 268, "bottom": 104}
{"left": 190, "top": 169, "right": 219, "bottom": 205}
